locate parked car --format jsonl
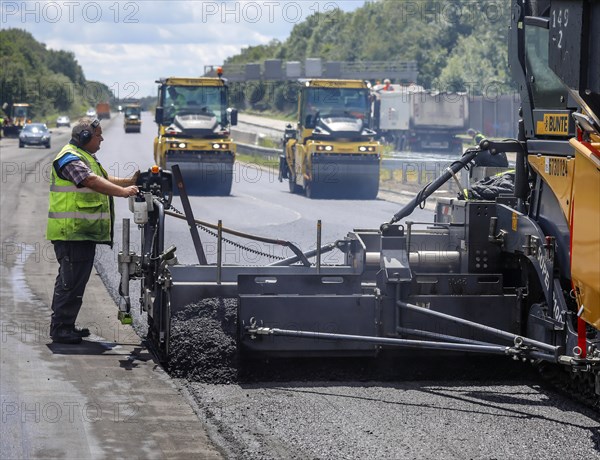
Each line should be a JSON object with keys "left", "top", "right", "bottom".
{"left": 56, "top": 115, "right": 70, "bottom": 127}
{"left": 19, "top": 123, "right": 51, "bottom": 148}
{"left": 86, "top": 108, "right": 97, "bottom": 118}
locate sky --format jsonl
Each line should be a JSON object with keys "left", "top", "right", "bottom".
{"left": 1, "top": 0, "right": 368, "bottom": 97}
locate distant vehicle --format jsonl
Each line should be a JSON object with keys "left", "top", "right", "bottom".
{"left": 1, "top": 102, "right": 31, "bottom": 137}
{"left": 96, "top": 102, "right": 111, "bottom": 119}
{"left": 56, "top": 115, "right": 70, "bottom": 128}
{"left": 123, "top": 103, "right": 142, "bottom": 133}
{"left": 153, "top": 75, "right": 238, "bottom": 195}
{"left": 371, "top": 84, "right": 468, "bottom": 153}
{"left": 19, "top": 123, "right": 51, "bottom": 148}
{"left": 86, "top": 108, "right": 97, "bottom": 118}
{"left": 279, "top": 78, "right": 381, "bottom": 199}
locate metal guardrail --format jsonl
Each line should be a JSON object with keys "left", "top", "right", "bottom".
{"left": 236, "top": 142, "right": 280, "bottom": 159}
{"left": 234, "top": 142, "right": 461, "bottom": 193}
{"left": 381, "top": 157, "right": 461, "bottom": 192}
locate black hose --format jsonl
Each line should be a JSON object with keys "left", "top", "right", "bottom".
{"left": 383, "top": 148, "right": 479, "bottom": 229}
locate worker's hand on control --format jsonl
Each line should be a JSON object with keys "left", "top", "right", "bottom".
{"left": 122, "top": 185, "right": 139, "bottom": 198}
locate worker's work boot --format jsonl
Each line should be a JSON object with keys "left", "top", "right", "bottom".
{"left": 51, "top": 328, "right": 83, "bottom": 344}
{"left": 72, "top": 326, "right": 91, "bottom": 338}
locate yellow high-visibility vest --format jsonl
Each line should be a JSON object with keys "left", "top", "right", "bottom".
{"left": 46, "top": 144, "right": 113, "bottom": 244}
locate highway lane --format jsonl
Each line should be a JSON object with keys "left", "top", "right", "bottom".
{"left": 96, "top": 110, "right": 433, "bottom": 269}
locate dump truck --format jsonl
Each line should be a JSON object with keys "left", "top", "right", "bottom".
{"left": 153, "top": 74, "right": 238, "bottom": 195}
{"left": 372, "top": 85, "right": 468, "bottom": 153}
{"left": 123, "top": 103, "right": 142, "bottom": 133}
{"left": 278, "top": 79, "right": 382, "bottom": 199}
{"left": 119, "top": 0, "right": 599, "bottom": 407}
{"left": 1, "top": 102, "right": 31, "bottom": 137}
{"left": 96, "top": 101, "right": 111, "bottom": 119}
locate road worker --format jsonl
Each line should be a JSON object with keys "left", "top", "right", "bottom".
{"left": 46, "top": 117, "right": 139, "bottom": 344}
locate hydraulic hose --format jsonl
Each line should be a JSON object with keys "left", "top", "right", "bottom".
{"left": 382, "top": 148, "right": 479, "bottom": 229}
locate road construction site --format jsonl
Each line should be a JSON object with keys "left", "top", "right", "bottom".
{"left": 1, "top": 112, "right": 598, "bottom": 459}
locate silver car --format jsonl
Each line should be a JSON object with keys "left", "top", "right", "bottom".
{"left": 19, "top": 123, "right": 51, "bottom": 149}
{"left": 56, "top": 115, "right": 70, "bottom": 127}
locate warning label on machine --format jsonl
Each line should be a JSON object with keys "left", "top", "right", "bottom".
{"left": 536, "top": 113, "right": 569, "bottom": 135}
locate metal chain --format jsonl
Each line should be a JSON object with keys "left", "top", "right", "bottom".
{"left": 160, "top": 199, "right": 286, "bottom": 261}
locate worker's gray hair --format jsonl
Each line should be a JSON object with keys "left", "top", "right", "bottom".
{"left": 71, "top": 117, "right": 100, "bottom": 140}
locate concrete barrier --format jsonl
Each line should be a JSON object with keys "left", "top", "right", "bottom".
{"left": 231, "top": 129, "right": 258, "bottom": 145}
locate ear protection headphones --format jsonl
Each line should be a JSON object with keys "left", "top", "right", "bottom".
{"left": 77, "top": 118, "right": 100, "bottom": 145}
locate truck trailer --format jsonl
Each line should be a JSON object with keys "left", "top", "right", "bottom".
{"left": 96, "top": 102, "right": 111, "bottom": 120}
{"left": 372, "top": 85, "right": 468, "bottom": 153}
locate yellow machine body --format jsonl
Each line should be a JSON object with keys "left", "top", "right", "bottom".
{"left": 153, "top": 76, "right": 237, "bottom": 195}
{"left": 528, "top": 139, "right": 600, "bottom": 328}
{"left": 569, "top": 140, "right": 600, "bottom": 328}
{"left": 11, "top": 103, "right": 30, "bottom": 127}
{"left": 283, "top": 79, "right": 381, "bottom": 199}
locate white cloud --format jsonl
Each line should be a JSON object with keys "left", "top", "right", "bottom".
{"left": 2, "top": 0, "right": 366, "bottom": 96}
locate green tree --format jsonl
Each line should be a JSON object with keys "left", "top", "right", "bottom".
{"left": 218, "top": 0, "right": 514, "bottom": 112}
{"left": 47, "top": 50, "right": 85, "bottom": 86}
{"left": 0, "top": 28, "right": 99, "bottom": 120}
{"left": 434, "top": 25, "right": 510, "bottom": 95}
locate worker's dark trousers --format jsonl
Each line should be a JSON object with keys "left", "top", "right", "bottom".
{"left": 50, "top": 241, "right": 96, "bottom": 336}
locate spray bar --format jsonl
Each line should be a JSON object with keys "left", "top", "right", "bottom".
{"left": 385, "top": 149, "right": 479, "bottom": 226}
